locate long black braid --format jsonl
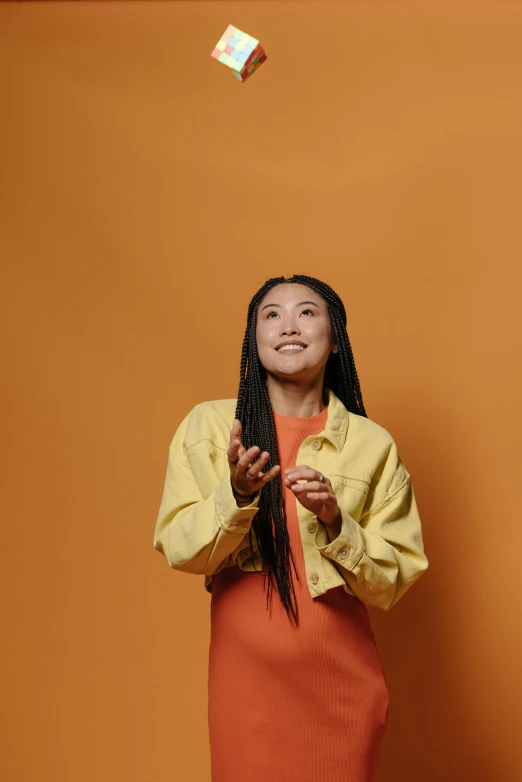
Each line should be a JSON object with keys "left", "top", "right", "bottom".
{"left": 234, "top": 275, "right": 367, "bottom": 627}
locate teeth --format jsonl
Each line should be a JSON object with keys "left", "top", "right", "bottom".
{"left": 277, "top": 345, "right": 305, "bottom": 352}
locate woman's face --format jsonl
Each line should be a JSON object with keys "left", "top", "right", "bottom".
{"left": 256, "top": 283, "right": 335, "bottom": 383}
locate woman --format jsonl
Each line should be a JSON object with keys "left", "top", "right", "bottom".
{"left": 154, "top": 274, "right": 429, "bottom": 782}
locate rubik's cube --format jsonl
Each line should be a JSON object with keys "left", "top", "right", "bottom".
{"left": 211, "top": 24, "right": 267, "bottom": 83}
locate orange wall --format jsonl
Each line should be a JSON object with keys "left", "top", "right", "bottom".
{"left": 2, "top": 2, "right": 521, "bottom": 780}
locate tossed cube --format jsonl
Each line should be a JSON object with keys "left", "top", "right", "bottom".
{"left": 211, "top": 24, "right": 267, "bottom": 83}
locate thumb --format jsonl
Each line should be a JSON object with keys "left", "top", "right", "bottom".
{"left": 228, "top": 419, "right": 242, "bottom": 462}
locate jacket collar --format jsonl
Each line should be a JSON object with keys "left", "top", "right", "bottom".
{"left": 320, "top": 387, "right": 350, "bottom": 452}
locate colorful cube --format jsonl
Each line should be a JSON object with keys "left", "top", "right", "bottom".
{"left": 211, "top": 24, "right": 267, "bottom": 83}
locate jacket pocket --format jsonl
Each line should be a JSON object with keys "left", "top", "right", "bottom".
{"left": 329, "top": 475, "right": 369, "bottom": 521}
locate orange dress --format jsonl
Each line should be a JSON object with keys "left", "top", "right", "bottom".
{"left": 208, "top": 406, "right": 390, "bottom": 782}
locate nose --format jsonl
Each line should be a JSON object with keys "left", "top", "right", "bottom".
{"left": 281, "top": 323, "right": 300, "bottom": 336}
{"left": 280, "top": 318, "right": 300, "bottom": 336}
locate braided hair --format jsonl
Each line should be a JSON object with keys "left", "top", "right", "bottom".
{"left": 235, "top": 274, "right": 367, "bottom": 627}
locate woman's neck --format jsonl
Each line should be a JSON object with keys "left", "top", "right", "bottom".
{"left": 267, "top": 380, "right": 328, "bottom": 418}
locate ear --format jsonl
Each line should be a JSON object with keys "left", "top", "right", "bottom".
{"left": 332, "top": 344, "right": 338, "bottom": 354}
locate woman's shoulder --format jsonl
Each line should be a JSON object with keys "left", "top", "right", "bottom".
{"left": 189, "top": 397, "right": 237, "bottom": 422}
{"left": 341, "top": 410, "right": 411, "bottom": 496}
{"left": 173, "top": 397, "right": 237, "bottom": 452}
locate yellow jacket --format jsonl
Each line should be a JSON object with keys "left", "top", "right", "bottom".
{"left": 153, "top": 387, "right": 428, "bottom": 610}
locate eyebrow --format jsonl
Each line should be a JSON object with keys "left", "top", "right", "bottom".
{"left": 261, "top": 300, "right": 321, "bottom": 311}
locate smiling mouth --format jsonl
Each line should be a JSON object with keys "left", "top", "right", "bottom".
{"left": 276, "top": 345, "right": 307, "bottom": 353}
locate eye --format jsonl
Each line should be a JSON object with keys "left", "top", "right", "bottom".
{"left": 266, "top": 308, "right": 314, "bottom": 319}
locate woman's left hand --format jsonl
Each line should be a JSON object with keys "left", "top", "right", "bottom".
{"left": 284, "top": 465, "right": 341, "bottom": 527}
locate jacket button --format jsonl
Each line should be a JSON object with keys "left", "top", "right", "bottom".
{"left": 338, "top": 547, "right": 349, "bottom": 559}
{"left": 310, "top": 439, "right": 322, "bottom": 450}
{"left": 307, "top": 521, "right": 318, "bottom": 533}
{"left": 309, "top": 571, "right": 319, "bottom": 584}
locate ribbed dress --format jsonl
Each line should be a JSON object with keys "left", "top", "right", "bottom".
{"left": 208, "top": 405, "right": 390, "bottom": 782}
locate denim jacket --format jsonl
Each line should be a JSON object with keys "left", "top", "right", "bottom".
{"left": 153, "top": 387, "right": 428, "bottom": 610}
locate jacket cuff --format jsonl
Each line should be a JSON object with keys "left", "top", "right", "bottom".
{"left": 214, "top": 467, "right": 261, "bottom": 533}
{"left": 315, "top": 508, "right": 364, "bottom": 571}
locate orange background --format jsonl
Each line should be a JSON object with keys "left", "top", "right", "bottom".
{"left": 2, "top": 2, "right": 521, "bottom": 780}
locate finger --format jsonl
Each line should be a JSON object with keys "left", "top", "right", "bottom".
{"left": 286, "top": 469, "right": 331, "bottom": 486}
{"left": 228, "top": 421, "right": 243, "bottom": 461}
{"left": 231, "top": 420, "right": 243, "bottom": 439}
{"left": 228, "top": 441, "right": 239, "bottom": 462}
{"left": 228, "top": 442, "right": 241, "bottom": 463}
{"left": 290, "top": 481, "right": 333, "bottom": 494}
{"left": 259, "top": 464, "right": 281, "bottom": 484}
{"left": 285, "top": 471, "right": 322, "bottom": 485}
{"left": 304, "top": 491, "right": 331, "bottom": 501}
{"left": 229, "top": 419, "right": 242, "bottom": 442}
{"left": 237, "top": 446, "right": 262, "bottom": 473}
{"left": 245, "top": 453, "right": 272, "bottom": 479}
{"left": 284, "top": 466, "right": 317, "bottom": 480}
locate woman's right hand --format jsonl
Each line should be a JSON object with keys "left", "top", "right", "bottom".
{"left": 228, "top": 419, "right": 281, "bottom": 497}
